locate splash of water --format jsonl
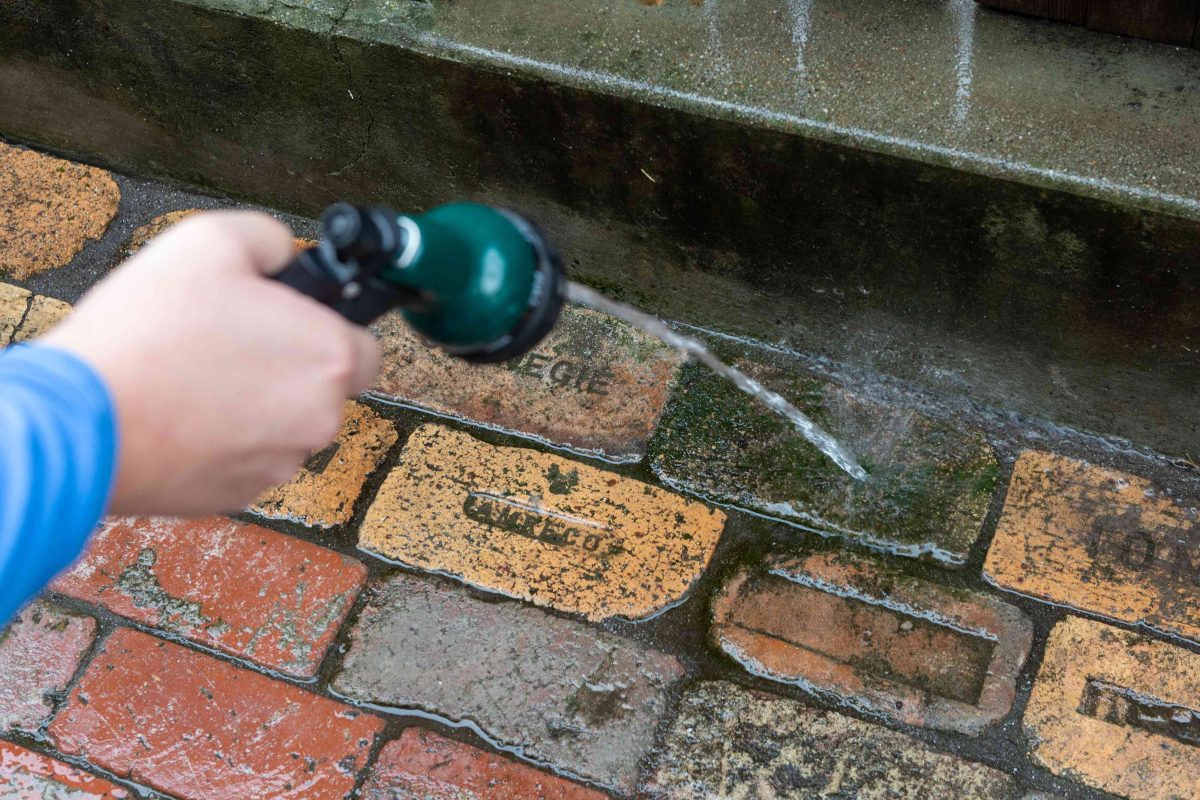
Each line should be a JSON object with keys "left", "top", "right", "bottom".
{"left": 565, "top": 282, "right": 868, "bottom": 481}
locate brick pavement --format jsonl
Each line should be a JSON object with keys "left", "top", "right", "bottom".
{"left": 3, "top": 140, "right": 1200, "bottom": 799}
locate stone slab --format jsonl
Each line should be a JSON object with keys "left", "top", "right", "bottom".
{"left": 985, "top": 450, "right": 1200, "bottom": 644}
{"left": 0, "top": 142, "right": 119, "bottom": 280}
{"left": 713, "top": 551, "right": 1031, "bottom": 735}
{"left": 0, "top": 281, "right": 30, "bottom": 344}
{"left": 360, "top": 423, "right": 724, "bottom": 621}
{"left": 371, "top": 305, "right": 683, "bottom": 461}
{"left": 50, "top": 627, "right": 383, "bottom": 800}
{"left": 251, "top": 400, "right": 397, "bottom": 528}
{"left": 362, "top": 729, "right": 607, "bottom": 800}
{"left": 0, "top": 601, "right": 96, "bottom": 732}
{"left": 642, "top": 681, "right": 1019, "bottom": 799}
{"left": 648, "top": 335, "right": 997, "bottom": 565}
{"left": 11, "top": 292, "right": 70, "bottom": 342}
{"left": 1025, "top": 615, "right": 1200, "bottom": 800}
{"left": 0, "top": 741, "right": 130, "bottom": 799}
{"left": 332, "top": 573, "right": 684, "bottom": 794}
{"left": 53, "top": 515, "right": 366, "bottom": 677}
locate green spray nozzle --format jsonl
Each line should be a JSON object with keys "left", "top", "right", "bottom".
{"left": 275, "top": 202, "right": 566, "bottom": 363}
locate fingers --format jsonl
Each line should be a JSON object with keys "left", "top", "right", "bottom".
{"left": 347, "top": 327, "right": 383, "bottom": 396}
{"left": 142, "top": 210, "right": 296, "bottom": 278}
{"left": 199, "top": 211, "right": 297, "bottom": 277}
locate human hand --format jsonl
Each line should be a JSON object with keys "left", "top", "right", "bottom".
{"left": 42, "top": 211, "right": 381, "bottom": 514}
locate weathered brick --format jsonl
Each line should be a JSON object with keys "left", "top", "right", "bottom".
{"left": 648, "top": 334, "right": 997, "bottom": 565}
{"left": 0, "top": 143, "right": 120, "bottom": 279}
{"left": 11, "top": 293, "right": 71, "bottom": 343}
{"left": 50, "top": 627, "right": 383, "bottom": 800}
{"left": 985, "top": 450, "right": 1200, "bottom": 644}
{"left": 362, "top": 729, "right": 607, "bottom": 800}
{"left": 713, "top": 551, "right": 1031, "bottom": 735}
{"left": 370, "top": 304, "right": 683, "bottom": 460}
{"left": 332, "top": 573, "right": 683, "bottom": 794}
{"left": 251, "top": 401, "right": 397, "bottom": 528}
{"left": 643, "top": 681, "right": 1019, "bottom": 799}
{"left": 0, "top": 741, "right": 129, "bottom": 799}
{"left": 0, "top": 601, "right": 96, "bottom": 732}
{"left": 359, "top": 424, "right": 725, "bottom": 621}
{"left": 0, "top": 281, "right": 30, "bottom": 344}
{"left": 53, "top": 516, "right": 365, "bottom": 677}
{"left": 1025, "top": 615, "right": 1200, "bottom": 800}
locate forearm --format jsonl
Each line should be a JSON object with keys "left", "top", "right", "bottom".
{"left": 0, "top": 344, "right": 117, "bottom": 624}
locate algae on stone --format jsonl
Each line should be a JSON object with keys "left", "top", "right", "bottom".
{"left": 647, "top": 334, "right": 997, "bottom": 564}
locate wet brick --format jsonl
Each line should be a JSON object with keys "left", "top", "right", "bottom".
{"left": 647, "top": 333, "right": 997, "bottom": 565}
{"left": 370, "top": 304, "right": 683, "bottom": 461}
{"left": 643, "top": 681, "right": 1019, "bottom": 799}
{"left": 251, "top": 401, "right": 397, "bottom": 528}
{"left": 359, "top": 424, "right": 725, "bottom": 621}
{"left": 1025, "top": 615, "right": 1200, "bottom": 800}
{"left": 50, "top": 628, "right": 383, "bottom": 800}
{"left": 0, "top": 601, "right": 96, "bottom": 732}
{"left": 985, "top": 450, "right": 1200, "bottom": 643}
{"left": 53, "top": 516, "right": 366, "bottom": 677}
{"left": 11, "top": 293, "right": 71, "bottom": 342}
{"left": 0, "top": 282, "right": 30, "bottom": 344}
{"left": 0, "top": 740, "right": 129, "bottom": 799}
{"left": 712, "top": 551, "right": 1031, "bottom": 735}
{"left": 0, "top": 142, "right": 120, "bottom": 279}
{"left": 332, "top": 573, "right": 684, "bottom": 794}
{"left": 361, "top": 729, "right": 607, "bottom": 800}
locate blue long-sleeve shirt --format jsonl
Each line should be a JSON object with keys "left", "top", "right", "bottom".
{"left": 0, "top": 344, "right": 117, "bottom": 624}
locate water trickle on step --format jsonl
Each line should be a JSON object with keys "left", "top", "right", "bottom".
{"left": 565, "top": 282, "right": 868, "bottom": 481}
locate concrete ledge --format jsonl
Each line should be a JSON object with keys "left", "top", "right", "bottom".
{"left": 2, "top": 0, "right": 1199, "bottom": 456}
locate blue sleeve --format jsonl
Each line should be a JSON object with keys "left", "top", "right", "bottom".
{"left": 0, "top": 344, "right": 118, "bottom": 625}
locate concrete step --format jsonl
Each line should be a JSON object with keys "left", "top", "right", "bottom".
{"left": 2, "top": 0, "right": 1198, "bottom": 456}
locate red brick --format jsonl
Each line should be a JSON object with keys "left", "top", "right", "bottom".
{"left": 53, "top": 516, "right": 365, "bottom": 678}
{"left": 712, "top": 551, "right": 1032, "bottom": 735}
{"left": 50, "top": 628, "right": 383, "bottom": 800}
{"left": 0, "top": 741, "right": 129, "bottom": 799}
{"left": 0, "top": 601, "right": 96, "bottom": 732}
{"left": 363, "top": 729, "right": 607, "bottom": 800}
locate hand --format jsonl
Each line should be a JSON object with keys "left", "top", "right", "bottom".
{"left": 42, "top": 211, "right": 381, "bottom": 515}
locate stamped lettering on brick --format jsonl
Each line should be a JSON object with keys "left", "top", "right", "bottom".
{"left": 1024, "top": 615, "right": 1200, "bottom": 800}
{"left": 985, "top": 450, "right": 1200, "bottom": 643}
{"left": 370, "top": 305, "right": 683, "bottom": 460}
{"left": 713, "top": 551, "right": 1031, "bottom": 735}
{"left": 359, "top": 424, "right": 725, "bottom": 621}
{"left": 643, "top": 681, "right": 1019, "bottom": 799}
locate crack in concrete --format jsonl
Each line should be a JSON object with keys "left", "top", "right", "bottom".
{"left": 327, "top": 0, "right": 375, "bottom": 178}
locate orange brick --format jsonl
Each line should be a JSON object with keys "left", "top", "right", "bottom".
{"left": 1025, "top": 615, "right": 1200, "bottom": 800}
{"left": 985, "top": 450, "right": 1200, "bottom": 643}
{"left": 713, "top": 551, "right": 1031, "bottom": 735}
{"left": 362, "top": 729, "right": 607, "bottom": 800}
{"left": 0, "top": 601, "right": 96, "bottom": 731}
{"left": 370, "top": 305, "right": 683, "bottom": 460}
{"left": 53, "top": 516, "right": 366, "bottom": 677}
{"left": 11, "top": 293, "right": 70, "bottom": 342}
{"left": 50, "top": 628, "right": 383, "bottom": 800}
{"left": 0, "top": 143, "right": 120, "bottom": 279}
{"left": 0, "top": 741, "right": 129, "bottom": 799}
{"left": 0, "top": 282, "right": 30, "bottom": 344}
{"left": 359, "top": 424, "right": 726, "bottom": 621}
{"left": 251, "top": 401, "right": 397, "bottom": 528}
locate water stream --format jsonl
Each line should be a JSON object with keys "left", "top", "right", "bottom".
{"left": 565, "top": 281, "right": 868, "bottom": 481}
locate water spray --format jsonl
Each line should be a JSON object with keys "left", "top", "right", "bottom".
{"left": 279, "top": 201, "right": 866, "bottom": 480}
